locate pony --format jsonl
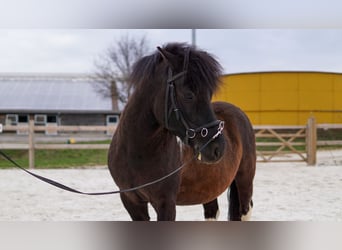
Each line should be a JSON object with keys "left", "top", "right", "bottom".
{"left": 108, "top": 43, "right": 256, "bottom": 220}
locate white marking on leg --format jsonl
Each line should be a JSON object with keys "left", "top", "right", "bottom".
{"left": 241, "top": 203, "right": 253, "bottom": 221}
{"left": 215, "top": 209, "right": 220, "bottom": 220}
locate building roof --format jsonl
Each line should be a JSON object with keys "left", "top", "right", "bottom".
{"left": 0, "top": 73, "right": 117, "bottom": 114}
{"left": 222, "top": 70, "right": 342, "bottom": 77}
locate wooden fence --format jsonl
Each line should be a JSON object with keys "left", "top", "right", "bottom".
{"left": 316, "top": 124, "right": 342, "bottom": 146}
{"left": 2, "top": 116, "right": 341, "bottom": 168}
{"left": 254, "top": 117, "right": 316, "bottom": 165}
{"left": 0, "top": 118, "right": 116, "bottom": 169}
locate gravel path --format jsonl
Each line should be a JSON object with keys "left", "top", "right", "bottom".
{"left": 1, "top": 150, "right": 341, "bottom": 221}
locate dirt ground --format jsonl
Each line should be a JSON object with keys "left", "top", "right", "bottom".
{"left": 0, "top": 149, "right": 341, "bottom": 221}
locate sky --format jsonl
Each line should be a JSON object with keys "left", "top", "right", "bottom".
{"left": 0, "top": 29, "right": 342, "bottom": 75}
{"left": 1, "top": 0, "right": 342, "bottom": 29}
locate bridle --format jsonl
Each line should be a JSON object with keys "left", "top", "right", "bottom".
{"left": 164, "top": 47, "right": 225, "bottom": 145}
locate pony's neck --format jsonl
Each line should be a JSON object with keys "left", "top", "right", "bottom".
{"left": 120, "top": 91, "right": 173, "bottom": 152}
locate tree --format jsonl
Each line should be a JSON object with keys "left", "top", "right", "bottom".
{"left": 93, "top": 34, "right": 151, "bottom": 111}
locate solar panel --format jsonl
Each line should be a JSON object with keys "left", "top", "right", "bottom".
{"left": 0, "top": 74, "right": 113, "bottom": 112}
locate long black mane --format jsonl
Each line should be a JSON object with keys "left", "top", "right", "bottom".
{"left": 129, "top": 43, "right": 223, "bottom": 96}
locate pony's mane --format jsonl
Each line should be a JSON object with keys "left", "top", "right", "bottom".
{"left": 129, "top": 43, "right": 223, "bottom": 95}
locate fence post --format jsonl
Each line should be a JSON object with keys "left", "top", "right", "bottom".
{"left": 28, "top": 115, "right": 35, "bottom": 169}
{"left": 306, "top": 116, "right": 317, "bottom": 166}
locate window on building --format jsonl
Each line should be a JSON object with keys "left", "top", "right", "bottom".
{"left": 35, "top": 114, "right": 47, "bottom": 125}
{"left": 107, "top": 115, "right": 119, "bottom": 125}
{"left": 5, "top": 114, "right": 18, "bottom": 125}
{"left": 47, "top": 115, "right": 57, "bottom": 124}
{"left": 18, "top": 115, "right": 29, "bottom": 123}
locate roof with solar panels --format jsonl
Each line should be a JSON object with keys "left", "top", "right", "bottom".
{"left": 0, "top": 73, "right": 118, "bottom": 114}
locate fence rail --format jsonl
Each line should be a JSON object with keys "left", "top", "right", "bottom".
{"left": 0, "top": 117, "right": 116, "bottom": 168}
{"left": 254, "top": 125, "right": 309, "bottom": 163}
{"left": 2, "top": 116, "right": 342, "bottom": 168}
{"left": 316, "top": 123, "right": 342, "bottom": 147}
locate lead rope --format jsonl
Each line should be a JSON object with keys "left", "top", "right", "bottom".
{"left": 0, "top": 48, "right": 225, "bottom": 196}
{"left": 0, "top": 126, "right": 223, "bottom": 196}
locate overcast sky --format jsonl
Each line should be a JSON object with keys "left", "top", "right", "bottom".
{"left": 0, "top": 29, "right": 341, "bottom": 75}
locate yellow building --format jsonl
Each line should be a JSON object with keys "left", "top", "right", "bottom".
{"left": 212, "top": 71, "right": 342, "bottom": 125}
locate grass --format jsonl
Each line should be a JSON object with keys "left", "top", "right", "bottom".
{"left": 0, "top": 149, "right": 108, "bottom": 169}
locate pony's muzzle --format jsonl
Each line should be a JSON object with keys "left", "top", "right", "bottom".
{"left": 195, "top": 135, "right": 225, "bottom": 164}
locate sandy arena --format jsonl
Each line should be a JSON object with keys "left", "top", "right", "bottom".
{"left": 0, "top": 150, "right": 341, "bottom": 221}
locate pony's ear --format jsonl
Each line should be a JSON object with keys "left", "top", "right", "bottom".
{"left": 157, "top": 46, "right": 177, "bottom": 68}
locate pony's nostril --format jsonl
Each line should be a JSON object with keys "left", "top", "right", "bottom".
{"left": 214, "top": 146, "right": 221, "bottom": 159}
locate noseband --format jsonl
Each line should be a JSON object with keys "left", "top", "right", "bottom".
{"left": 164, "top": 48, "right": 225, "bottom": 145}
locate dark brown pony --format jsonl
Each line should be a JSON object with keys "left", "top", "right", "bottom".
{"left": 108, "top": 43, "right": 255, "bottom": 220}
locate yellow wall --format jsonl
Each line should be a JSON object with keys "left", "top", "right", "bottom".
{"left": 212, "top": 72, "right": 342, "bottom": 125}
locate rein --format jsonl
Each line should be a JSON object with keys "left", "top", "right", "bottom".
{"left": 0, "top": 47, "right": 225, "bottom": 196}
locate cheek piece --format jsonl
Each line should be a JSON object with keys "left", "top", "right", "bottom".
{"left": 163, "top": 48, "right": 224, "bottom": 146}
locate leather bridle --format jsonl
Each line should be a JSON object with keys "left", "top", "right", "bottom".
{"left": 164, "top": 48, "right": 225, "bottom": 145}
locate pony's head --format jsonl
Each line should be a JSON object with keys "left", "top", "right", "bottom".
{"left": 131, "top": 43, "right": 226, "bottom": 164}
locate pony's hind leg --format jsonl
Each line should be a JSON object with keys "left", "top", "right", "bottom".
{"left": 203, "top": 199, "right": 220, "bottom": 221}
{"left": 228, "top": 180, "right": 241, "bottom": 220}
{"left": 120, "top": 193, "right": 150, "bottom": 221}
{"left": 228, "top": 175, "right": 254, "bottom": 221}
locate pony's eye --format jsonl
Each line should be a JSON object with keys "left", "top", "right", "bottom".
{"left": 184, "top": 91, "right": 195, "bottom": 101}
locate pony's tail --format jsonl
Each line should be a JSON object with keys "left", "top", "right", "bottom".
{"left": 228, "top": 180, "right": 240, "bottom": 221}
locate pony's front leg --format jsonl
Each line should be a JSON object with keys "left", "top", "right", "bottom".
{"left": 151, "top": 198, "right": 177, "bottom": 221}
{"left": 120, "top": 193, "right": 150, "bottom": 221}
